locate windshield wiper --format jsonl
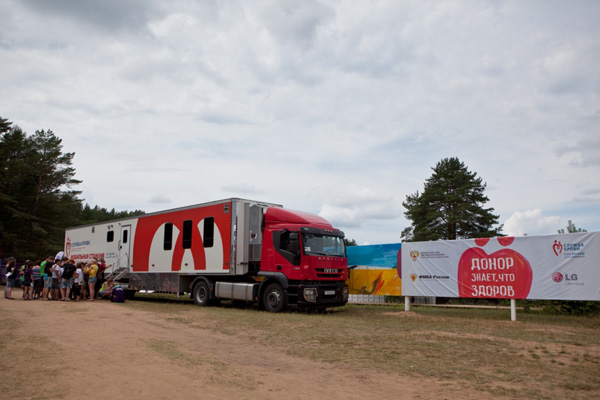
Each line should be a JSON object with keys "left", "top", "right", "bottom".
{"left": 306, "top": 251, "right": 328, "bottom": 256}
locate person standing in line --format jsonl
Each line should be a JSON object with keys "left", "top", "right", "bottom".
{"left": 42, "top": 256, "right": 53, "bottom": 301}
{"left": 51, "top": 258, "right": 63, "bottom": 300}
{"left": 60, "top": 258, "right": 76, "bottom": 301}
{"left": 73, "top": 262, "right": 84, "bottom": 301}
{"left": 19, "top": 262, "right": 26, "bottom": 298}
{"left": 4, "top": 258, "right": 17, "bottom": 299}
{"left": 22, "top": 261, "right": 34, "bottom": 300}
{"left": 59, "top": 258, "right": 65, "bottom": 298}
{"left": 85, "top": 259, "right": 99, "bottom": 301}
{"left": 95, "top": 257, "right": 107, "bottom": 298}
{"left": 80, "top": 262, "right": 89, "bottom": 300}
{"left": 32, "top": 261, "right": 42, "bottom": 299}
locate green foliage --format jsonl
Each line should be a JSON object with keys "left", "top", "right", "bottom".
{"left": 343, "top": 238, "right": 357, "bottom": 247}
{"left": 402, "top": 157, "right": 502, "bottom": 241}
{"left": 0, "top": 116, "right": 144, "bottom": 260}
{"left": 518, "top": 300, "right": 600, "bottom": 316}
{"left": 78, "top": 204, "right": 145, "bottom": 225}
{"left": 558, "top": 220, "right": 587, "bottom": 234}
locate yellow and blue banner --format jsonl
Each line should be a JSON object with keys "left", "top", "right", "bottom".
{"left": 347, "top": 243, "right": 402, "bottom": 296}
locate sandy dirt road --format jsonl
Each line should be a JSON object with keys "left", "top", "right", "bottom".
{"left": 0, "top": 290, "right": 489, "bottom": 400}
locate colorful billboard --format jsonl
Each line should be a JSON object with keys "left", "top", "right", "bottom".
{"left": 401, "top": 232, "right": 600, "bottom": 300}
{"left": 347, "top": 244, "right": 402, "bottom": 296}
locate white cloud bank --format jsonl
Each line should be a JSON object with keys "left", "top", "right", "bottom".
{"left": 503, "top": 209, "right": 561, "bottom": 237}
{"left": 317, "top": 185, "right": 401, "bottom": 228}
{"left": 1, "top": 1, "right": 599, "bottom": 244}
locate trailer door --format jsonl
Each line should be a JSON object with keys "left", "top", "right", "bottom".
{"left": 119, "top": 225, "right": 132, "bottom": 268}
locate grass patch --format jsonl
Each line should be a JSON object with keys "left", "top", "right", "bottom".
{"left": 125, "top": 297, "right": 600, "bottom": 399}
{"left": 147, "top": 339, "right": 195, "bottom": 364}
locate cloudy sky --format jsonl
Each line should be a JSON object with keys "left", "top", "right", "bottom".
{"left": 2, "top": 0, "right": 599, "bottom": 244}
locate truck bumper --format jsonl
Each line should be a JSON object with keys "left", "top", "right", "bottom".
{"left": 290, "top": 281, "right": 348, "bottom": 309}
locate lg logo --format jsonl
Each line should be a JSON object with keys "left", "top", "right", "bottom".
{"left": 552, "top": 272, "right": 577, "bottom": 283}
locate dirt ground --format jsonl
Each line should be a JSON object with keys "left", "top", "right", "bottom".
{"left": 0, "top": 287, "right": 496, "bottom": 400}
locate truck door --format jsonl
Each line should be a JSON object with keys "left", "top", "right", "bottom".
{"left": 119, "top": 225, "right": 132, "bottom": 268}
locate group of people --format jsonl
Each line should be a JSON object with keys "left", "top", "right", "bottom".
{"left": 3, "top": 254, "right": 124, "bottom": 302}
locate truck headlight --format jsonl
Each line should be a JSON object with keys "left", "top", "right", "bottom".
{"left": 304, "top": 288, "right": 317, "bottom": 302}
{"left": 342, "top": 287, "right": 349, "bottom": 300}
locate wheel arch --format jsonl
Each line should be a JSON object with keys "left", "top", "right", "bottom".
{"left": 189, "top": 276, "right": 214, "bottom": 300}
{"left": 257, "top": 272, "right": 289, "bottom": 305}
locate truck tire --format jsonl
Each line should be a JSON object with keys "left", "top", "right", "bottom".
{"left": 263, "top": 282, "right": 287, "bottom": 313}
{"left": 193, "top": 281, "right": 211, "bottom": 307}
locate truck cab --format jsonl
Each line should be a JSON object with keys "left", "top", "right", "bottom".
{"left": 257, "top": 207, "right": 349, "bottom": 311}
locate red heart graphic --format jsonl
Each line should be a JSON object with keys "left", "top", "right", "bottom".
{"left": 553, "top": 240, "right": 562, "bottom": 256}
{"left": 458, "top": 247, "right": 532, "bottom": 299}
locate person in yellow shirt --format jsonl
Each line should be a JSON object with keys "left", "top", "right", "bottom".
{"left": 85, "top": 259, "right": 99, "bottom": 301}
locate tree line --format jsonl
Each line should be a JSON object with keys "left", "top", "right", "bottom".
{"left": 0, "top": 116, "right": 143, "bottom": 261}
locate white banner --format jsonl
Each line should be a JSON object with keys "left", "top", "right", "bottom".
{"left": 401, "top": 232, "right": 600, "bottom": 300}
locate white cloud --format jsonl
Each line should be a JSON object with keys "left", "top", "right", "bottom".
{"left": 1, "top": 1, "right": 599, "bottom": 245}
{"left": 503, "top": 209, "right": 561, "bottom": 237}
{"left": 220, "top": 183, "right": 263, "bottom": 195}
{"left": 149, "top": 194, "right": 171, "bottom": 204}
{"left": 317, "top": 185, "right": 401, "bottom": 229}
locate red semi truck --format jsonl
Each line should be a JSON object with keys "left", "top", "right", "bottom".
{"left": 64, "top": 198, "right": 349, "bottom": 312}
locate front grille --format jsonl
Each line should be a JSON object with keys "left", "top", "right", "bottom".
{"left": 315, "top": 268, "right": 344, "bottom": 279}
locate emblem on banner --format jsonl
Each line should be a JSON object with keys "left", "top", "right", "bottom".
{"left": 410, "top": 273, "right": 417, "bottom": 282}
{"left": 552, "top": 272, "right": 563, "bottom": 282}
{"left": 410, "top": 250, "right": 419, "bottom": 261}
{"left": 552, "top": 240, "right": 563, "bottom": 256}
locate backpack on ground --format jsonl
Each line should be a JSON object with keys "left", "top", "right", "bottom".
{"left": 111, "top": 286, "right": 125, "bottom": 303}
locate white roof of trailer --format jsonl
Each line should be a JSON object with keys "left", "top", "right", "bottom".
{"left": 65, "top": 198, "right": 283, "bottom": 230}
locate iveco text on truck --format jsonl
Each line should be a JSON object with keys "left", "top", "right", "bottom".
{"left": 64, "top": 198, "right": 349, "bottom": 312}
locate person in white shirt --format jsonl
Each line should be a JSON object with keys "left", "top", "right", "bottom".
{"left": 51, "top": 259, "right": 63, "bottom": 300}
{"left": 73, "top": 264, "right": 84, "bottom": 301}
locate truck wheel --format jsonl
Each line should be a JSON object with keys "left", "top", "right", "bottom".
{"left": 193, "top": 281, "right": 211, "bottom": 307}
{"left": 263, "top": 283, "right": 287, "bottom": 313}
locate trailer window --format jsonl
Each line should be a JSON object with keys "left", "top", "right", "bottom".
{"left": 164, "top": 223, "right": 173, "bottom": 251}
{"left": 182, "top": 220, "right": 192, "bottom": 249}
{"left": 203, "top": 217, "right": 214, "bottom": 248}
{"left": 123, "top": 229, "right": 128, "bottom": 244}
{"left": 107, "top": 231, "right": 114, "bottom": 242}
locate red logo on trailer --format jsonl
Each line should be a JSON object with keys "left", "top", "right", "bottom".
{"left": 66, "top": 237, "right": 72, "bottom": 258}
{"left": 132, "top": 203, "right": 231, "bottom": 272}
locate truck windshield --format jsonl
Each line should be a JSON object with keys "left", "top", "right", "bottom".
{"left": 302, "top": 234, "right": 346, "bottom": 257}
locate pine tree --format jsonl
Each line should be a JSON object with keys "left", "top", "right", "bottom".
{"left": 402, "top": 157, "right": 502, "bottom": 241}
{"left": 0, "top": 115, "right": 145, "bottom": 260}
{"left": 0, "top": 123, "right": 82, "bottom": 258}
